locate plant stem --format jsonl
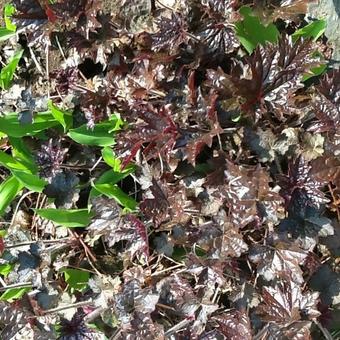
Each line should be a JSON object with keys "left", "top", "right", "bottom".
{"left": 43, "top": 300, "right": 94, "bottom": 314}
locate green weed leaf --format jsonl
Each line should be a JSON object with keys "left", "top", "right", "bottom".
{"left": 34, "top": 208, "right": 94, "bottom": 227}
{"left": 11, "top": 170, "right": 47, "bottom": 192}
{"left": 92, "top": 183, "right": 137, "bottom": 211}
{"left": 101, "top": 147, "right": 121, "bottom": 170}
{"left": 9, "top": 137, "right": 38, "bottom": 172}
{"left": 302, "top": 64, "right": 327, "bottom": 82}
{"left": 0, "top": 27, "right": 15, "bottom": 41}
{"left": 68, "top": 122, "right": 115, "bottom": 146}
{"left": 4, "top": 3, "right": 16, "bottom": 31}
{"left": 292, "top": 20, "right": 326, "bottom": 42}
{"left": 48, "top": 100, "right": 72, "bottom": 132}
{"left": 61, "top": 268, "right": 90, "bottom": 292}
{"left": 0, "top": 150, "right": 28, "bottom": 171}
{"left": 0, "top": 287, "right": 31, "bottom": 302}
{"left": 0, "top": 150, "right": 46, "bottom": 192}
{"left": 0, "top": 176, "right": 23, "bottom": 216}
{"left": 0, "top": 112, "right": 59, "bottom": 137}
{"left": 0, "top": 49, "right": 23, "bottom": 90}
{"left": 235, "top": 6, "right": 279, "bottom": 54}
{"left": 0, "top": 263, "right": 13, "bottom": 276}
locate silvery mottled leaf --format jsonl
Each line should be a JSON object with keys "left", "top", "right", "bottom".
{"left": 0, "top": 300, "right": 56, "bottom": 339}
{"left": 244, "top": 127, "right": 276, "bottom": 162}
{"left": 256, "top": 320, "right": 313, "bottom": 340}
{"left": 115, "top": 104, "right": 178, "bottom": 169}
{"left": 199, "top": 23, "right": 239, "bottom": 54}
{"left": 118, "top": 311, "right": 165, "bottom": 340}
{"left": 278, "top": 190, "right": 334, "bottom": 249}
{"left": 44, "top": 171, "right": 79, "bottom": 208}
{"left": 247, "top": 126, "right": 299, "bottom": 162}
{"left": 222, "top": 162, "right": 284, "bottom": 227}
{"left": 36, "top": 139, "right": 68, "bottom": 179}
{"left": 18, "top": 110, "right": 34, "bottom": 125}
{"left": 157, "top": 274, "right": 199, "bottom": 317}
{"left": 308, "top": 68, "right": 340, "bottom": 133}
{"left": 231, "top": 35, "right": 316, "bottom": 120}
{"left": 309, "top": 264, "right": 340, "bottom": 306}
{"left": 212, "top": 310, "right": 252, "bottom": 340}
{"left": 199, "top": 329, "right": 225, "bottom": 340}
{"left": 118, "top": 0, "right": 152, "bottom": 33}
{"left": 36, "top": 289, "right": 59, "bottom": 310}
{"left": 114, "top": 278, "right": 159, "bottom": 327}
{"left": 152, "top": 12, "right": 187, "bottom": 53}
{"left": 257, "top": 280, "right": 320, "bottom": 324}
{"left": 249, "top": 243, "right": 307, "bottom": 284}
{"left": 213, "top": 224, "right": 248, "bottom": 258}
{"left": 279, "top": 155, "right": 329, "bottom": 208}
{"left": 87, "top": 197, "right": 148, "bottom": 258}
{"left": 201, "top": 0, "right": 234, "bottom": 15}
{"left": 153, "top": 233, "right": 174, "bottom": 256}
{"left": 191, "top": 303, "right": 219, "bottom": 336}
{"left": 229, "top": 282, "right": 260, "bottom": 310}
{"left": 310, "top": 156, "right": 340, "bottom": 191}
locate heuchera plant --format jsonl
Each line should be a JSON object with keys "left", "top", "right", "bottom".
{"left": 0, "top": 0, "right": 339, "bottom": 339}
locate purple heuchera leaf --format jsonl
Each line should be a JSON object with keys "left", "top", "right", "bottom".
{"left": 87, "top": 197, "right": 149, "bottom": 258}
{"left": 256, "top": 279, "right": 320, "bottom": 325}
{"left": 36, "top": 139, "right": 67, "bottom": 179}
{"left": 213, "top": 310, "right": 252, "bottom": 340}
{"left": 115, "top": 104, "right": 178, "bottom": 169}
{"left": 231, "top": 35, "right": 316, "bottom": 120}
{"left": 278, "top": 155, "right": 329, "bottom": 208}
{"left": 152, "top": 13, "right": 188, "bottom": 53}
{"left": 308, "top": 68, "right": 340, "bottom": 133}
{"left": 199, "top": 23, "right": 239, "bottom": 54}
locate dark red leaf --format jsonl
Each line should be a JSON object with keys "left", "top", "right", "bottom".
{"left": 231, "top": 35, "right": 316, "bottom": 120}
{"left": 278, "top": 155, "right": 329, "bottom": 208}
{"left": 213, "top": 310, "right": 252, "bottom": 340}
{"left": 152, "top": 13, "right": 188, "bottom": 53}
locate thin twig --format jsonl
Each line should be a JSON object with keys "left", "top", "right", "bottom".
{"left": 162, "top": 254, "right": 184, "bottom": 266}
{"left": 314, "top": 320, "right": 334, "bottom": 340}
{"left": 55, "top": 34, "right": 66, "bottom": 61}
{"left": 46, "top": 41, "right": 50, "bottom": 99}
{"left": 29, "top": 47, "right": 44, "bottom": 75}
{"left": 151, "top": 263, "right": 185, "bottom": 276}
{"left": 10, "top": 190, "right": 34, "bottom": 228}
{"left": 164, "top": 318, "right": 192, "bottom": 337}
{"left": 68, "top": 229, "right": 97, "bottom": 263}
{"left": 0, "top": 277, "right": 7, "bottom": 287}
{"left": 60, "top": 164, "right": 105, "bottom": 170}
{"left": 156, "top": 0, "right": 177, "bottom": 12}
{"left": 156, "top": 303, "right": 176, "bottom": 312}
{"left": 43, "top": 300, "right": 94, "bottom": 314}
{"left": 212, "top": 285, "right": 220, "bottom": 304}
{"left": 5, "top": 238, "right": 70, "bottom": 249}
{"left": 68, "top": 229, "right": 102, "bottom": 277}
{"left": 328, "top": 184, "right": 340, "bottom": 221}
{"left": 110, "top": 328, "right": 122, "bottom": 340}
{"left": 84, "top": 306, "right": 106, "bottom": 323}
{"left": 0, "top": 282, "right": 32, "bottom": 292}
{"left": 90, "top": 157, "right": 103, "bottom": 172}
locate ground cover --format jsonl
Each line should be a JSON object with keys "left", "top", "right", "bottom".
{"left": 0, "top": 0, "right": 339, "bottom": 339}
